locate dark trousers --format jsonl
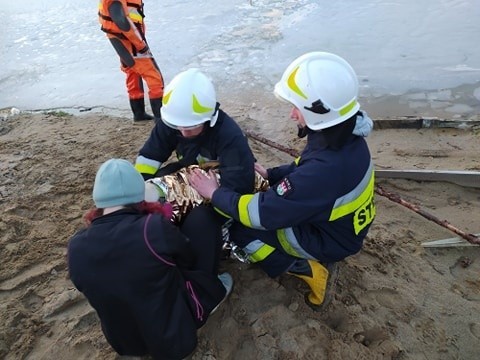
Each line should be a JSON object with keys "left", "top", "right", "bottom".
{"left": 180, "top": 205, "right": 223, "bottom": 275}
{"left": 229, "top": 223, "right": 296, "bottom": 278}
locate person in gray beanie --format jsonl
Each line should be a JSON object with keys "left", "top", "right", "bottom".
{"left": 67, "top": 158, "right": 233, "bottom": 360}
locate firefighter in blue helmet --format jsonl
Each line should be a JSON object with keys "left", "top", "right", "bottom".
{"left": 189, "top": 52, "right": 376, "bottom": 311}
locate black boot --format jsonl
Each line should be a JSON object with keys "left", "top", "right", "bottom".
{"left": 149, "top": 97, "right": 162, "bottom": 121}
{"left": 130, "top": 98, "right": 154, "bottom": 122}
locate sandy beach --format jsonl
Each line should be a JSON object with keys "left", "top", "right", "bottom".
{"left": 1, "top": 103, "right": 479, "bottom": 359}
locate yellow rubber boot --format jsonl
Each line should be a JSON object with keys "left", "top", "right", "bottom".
{"left": 288, "top": 259, "right": 330, "bottom": 310}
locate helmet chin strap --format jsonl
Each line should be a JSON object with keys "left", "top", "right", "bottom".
{"left": 209, "top": 102, "right": 221, "bottom": 127}
{"left": 297, "top": 125, "right": 309, "bottom": 138}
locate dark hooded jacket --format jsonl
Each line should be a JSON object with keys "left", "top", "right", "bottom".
{"left": 68, "top": 209, "right": 225, "bottom": 360}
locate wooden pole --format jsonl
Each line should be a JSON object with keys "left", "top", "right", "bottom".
{"left": 375, "top": 185, "right": 480, "bottom": 245}
{"left": 244, "top": 129, "right": 300, "bottom": 157}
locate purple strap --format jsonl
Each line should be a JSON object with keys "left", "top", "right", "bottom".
{"left": 143, "top": 214, "right": 205, "bottom": 321}
{"left": 143, "top": 214, "right": 176, "bottom": 267}
{"left": 186, "top": 280, "right": 204, "bottom": 321}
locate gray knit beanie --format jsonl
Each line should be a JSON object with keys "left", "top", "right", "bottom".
{"left": 93, "top": 159, "right": 145, "bottom": 208}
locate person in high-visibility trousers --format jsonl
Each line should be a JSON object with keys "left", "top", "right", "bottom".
{"left": 189, "top": 52, "right": 375, "bottom": 311}
{"left": 98, "top": 0, "right": 164, "bottom": 121}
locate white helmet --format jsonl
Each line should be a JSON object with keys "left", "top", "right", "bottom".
{"left": 274, "top": 52, "right": 360, "bottom": 130}
{"left": 161, "top": 68, "right": 219, "bottom": 128}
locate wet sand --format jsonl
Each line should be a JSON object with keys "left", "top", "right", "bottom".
{"left": 1, "top": 103, "right": 479, "bottom": 359}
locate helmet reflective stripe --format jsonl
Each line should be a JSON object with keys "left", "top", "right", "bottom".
{"left": 274, "top": 52, "right": 360, "bottom": 130}
{"left": 287, "top": 66, "right": 307, "bottom": 99}
{"left": 160, "top": 68, "right": 218, "bottom": 128}
{"left": 162, "top": 90, "right": 214, "bottom": 113}
{"left": 339, "top": 99, "right": 358, "bottom": 117}
{"left": 193, "top": 94, "right": 213, "bottom": 114}
{"left": 163, "top": 89, "right": 172, "bottom": 104}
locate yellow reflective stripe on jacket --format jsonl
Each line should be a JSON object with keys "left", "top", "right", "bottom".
{"left": 128, "top": 9, "right": 143, "bottom": 23}
{"left": 135, "top": 155, "right": 161, "bottom": 175}
{"left": 135, "top": 163, "right": 156, "bottom": 175}
{"left": 353, "top": 189, "right": 376, "bottom": 234}
{"left": 277, "top": 228, "right": 301, "bottom": 257}
{"left": 329, "top": 161, "right": 375, "bottom": 221}
{"left": 238, "top": 194, "right": 254, "bottom": 226}
{"left": 238, "top": 193, "right": 265, "bottom": 229}
{"left": 277, "top": 227, "right": 315, "bottom": 259}
{"left": 245, "top": 242, "right": 275, "bottom": 263}
{"left": 214, "top": 207, "right": 231, "bottom": 219}
{"left": 127, "top": 1, "right": 144, "bottom": 23}
{"left": 249, "top": 244, "right": 275, "bottom": 263}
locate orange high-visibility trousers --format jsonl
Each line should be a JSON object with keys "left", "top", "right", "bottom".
{"left": 100, "top": 0, "right": 164, "bottom": 101}
{"left": 108, "top": 35, "right": 164, "bottom": 101}
{"left": 122, "top": 56, "right": 164, "bottom": 100}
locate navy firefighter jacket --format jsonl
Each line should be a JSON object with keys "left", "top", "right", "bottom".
{"left": 135, "top": 109, "right": 255, "bottom": 195}
{"left": 211, "top": 131, "right": 376, "bottom": 263}
{"left": 67, "top": 209, "right": 225, "bottom": 360}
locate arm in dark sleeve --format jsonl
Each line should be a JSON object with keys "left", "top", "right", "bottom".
{"left": 135, "top": 122, "right": 178, "bottom": 178}
{"left": 217, "top": 128, "right": 256, "bottom": 194}
{"left": 108, "top": 1, "right": 130, "bottom": 31}
{"left": 140, "top": 121, "right": 177, "bottom": 162}
{"left": 212, "top": 160, "right": 337, "bottom": 230}
{"left": 108, "top": 1, "right": 147, "bottom": 51}
{"left": 267, "top": 162, "right": 296, "bottom": 185}
{"left": 150, "top": 215, "right": 196, "bottom": 268}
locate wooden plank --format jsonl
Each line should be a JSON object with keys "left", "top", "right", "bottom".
{"left": 376, "top": 169, "right": 480, "bottom": 189}
{"left": 422, "top": 234, "right": 480, "bottom": 248}
{"left": 373, "top": 117, "right": 480, "bottom": 130}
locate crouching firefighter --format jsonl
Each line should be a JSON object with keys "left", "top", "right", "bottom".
{"left": 98, "top": 0, "right": 164, "bottom": 121}
{"left": 189, "top": 52, "right": 376, "bottom": 311}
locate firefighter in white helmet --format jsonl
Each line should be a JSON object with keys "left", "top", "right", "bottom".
{"left": 135, "top": 68, "right": 256, "bottom": 197}
{"left": 189, "top": 52, "right": 375, "bottom": 311}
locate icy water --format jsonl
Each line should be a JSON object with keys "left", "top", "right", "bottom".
{"left": 1, "top": 0, "right": 479, "bottom": 118}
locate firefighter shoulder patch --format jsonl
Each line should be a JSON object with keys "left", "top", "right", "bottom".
{"left": 275, "top": 178, "right": 293, "bottom": 197}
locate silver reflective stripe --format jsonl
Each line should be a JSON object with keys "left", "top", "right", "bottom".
{"left": 135, "top": 155, "right": 161, "bottom": 168}
{"left": 279, "top": 227, "right": 316, "bottom": 260}
{"left": 332, "top": 161, "right": 373, "bottom": 210}
{"left": 243, "top": 239, "right": 266, "bottom": 255}
{"left": 247, "top": 193, "right": 266, "bottom": 230}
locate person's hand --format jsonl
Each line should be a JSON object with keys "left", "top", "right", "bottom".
{"left": 254, "top": 162, "right": 268, "bottom": 179}
{"left": 188, "top": 169, "right": 219, "bottom": 200}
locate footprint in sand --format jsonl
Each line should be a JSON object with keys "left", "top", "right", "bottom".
{"left": 469, "top": 322, "right": 480, "bottom": 340}
{"left": 0, "top": 260, "right": 63, "bottom": 291}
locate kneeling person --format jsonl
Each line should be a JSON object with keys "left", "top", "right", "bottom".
{"left": 68, "top": 159, "right": 233, "bottom": 359}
